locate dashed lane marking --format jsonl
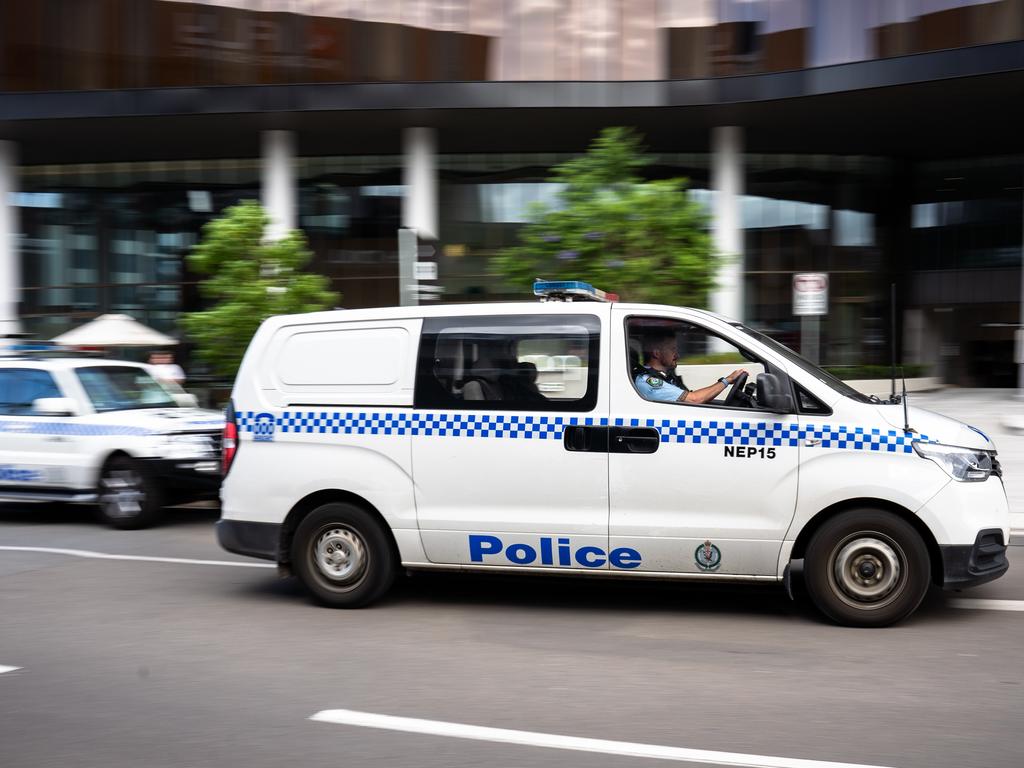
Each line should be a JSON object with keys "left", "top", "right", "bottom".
{"left": 0, "top": 546, "right": 274, "bottom": 568}
{"left": 948, "top": 598, "right": 1024, "bottom": 612}
{"left": 310, "top": 709, "right": 896, "bottom": 768}
{"left": 0, "top": 666, "right": 21, "bottom": 674}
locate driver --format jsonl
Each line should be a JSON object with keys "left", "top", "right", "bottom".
{"left": 635, "top": 330, "right": 748, "bottom": 404}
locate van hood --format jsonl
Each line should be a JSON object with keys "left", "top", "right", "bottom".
{"left": 874, "top": 404, "right": 995, "bottom": 451}
{"left": 89, "top": 407, "right": 225, "bottom": 434}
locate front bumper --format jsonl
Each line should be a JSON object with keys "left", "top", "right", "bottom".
{"left": 141, "top": 457, "right": 221, "bottom": 500}
{"left": 216, "top": 518, "right": 281, "bottom": 562}
{"left": 939, "top": 528, "right": 1009, "bottom": 590}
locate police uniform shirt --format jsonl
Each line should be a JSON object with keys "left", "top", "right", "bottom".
{"left": 634, "top": 365, "right": 689, "bottom": 402}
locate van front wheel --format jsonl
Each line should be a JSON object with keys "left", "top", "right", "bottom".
{"left": 804, "top": 509, "right": 930, "bottom": 627}
{"left": 292, "top": 502, "right": 396, "bottom": 608}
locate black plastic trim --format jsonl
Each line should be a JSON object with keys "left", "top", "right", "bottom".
{"left": 216, "top": 519, "right": 281, "bottom": 562}
{"left": 939, "top": 528, "right": 1009, "bottom": 590}
{"left": 138, "top": 458, "right": 221, "bottom": 498}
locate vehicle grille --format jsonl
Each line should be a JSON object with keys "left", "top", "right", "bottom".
{"left": 992, "top": 455, "right": 1002, "bottom": 478}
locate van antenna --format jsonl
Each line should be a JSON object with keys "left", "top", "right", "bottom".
{"left": 889, "top": 282, "right": 898, "bottom": 404}
{"left": 902, "top": 367, "right": 914, "bottom": 434}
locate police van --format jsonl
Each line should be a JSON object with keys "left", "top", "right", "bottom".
{"left": 0, "top": 356, "right": 224, "bottom": 528}
{"left": 217, "top": 281, "right": 1010, "bottom": 626}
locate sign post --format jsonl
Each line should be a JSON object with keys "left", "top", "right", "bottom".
{"left": 793, "top": 273, "right": 828, "bottom": 364}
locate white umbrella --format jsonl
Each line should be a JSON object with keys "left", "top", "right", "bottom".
{"left": 52, "top": 314, "right": 178, "bottom": 347}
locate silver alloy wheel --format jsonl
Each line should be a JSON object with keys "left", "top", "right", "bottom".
{"left": 313, "top": 526, "right": 368, "bottom": 585}
{"left": 830, "top": 534, "right": 904, "bottom": 608}
{"left": 99, "top": 468, "right": 145, "bottom": 519}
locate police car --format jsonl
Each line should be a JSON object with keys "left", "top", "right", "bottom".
{"left": 0, "top": 356, "right": 224, "bottom": 528}
{"left": 216, "top": 280, "right": 1010, "bottom": 626}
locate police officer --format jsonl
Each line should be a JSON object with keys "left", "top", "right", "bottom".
{"left": 634, "top": 330, "right": 747, "bottom": 404}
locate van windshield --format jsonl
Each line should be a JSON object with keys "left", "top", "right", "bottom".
{"left": 76, "top": 366, "right": 178, "bottom": 412}
{"left": 731, "top": 324, "right": 873, "bottom": 404}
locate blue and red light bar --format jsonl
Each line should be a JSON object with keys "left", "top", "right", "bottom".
{"left": 533, "top": 280, "right": 619, "bottom": 303}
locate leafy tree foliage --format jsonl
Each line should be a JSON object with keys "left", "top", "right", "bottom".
{"left": 495, "top": 127, "right": 718, "bottom": 306}
{"left": 183, "top": 201, "right": 338, "bottom": 378}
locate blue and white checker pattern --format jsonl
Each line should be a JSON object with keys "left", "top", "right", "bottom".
{"left": 0, "top": 419, "right": 156, "bottom": 437}
{"left": 237, "top": 410, "right": 930, "bottom": 454}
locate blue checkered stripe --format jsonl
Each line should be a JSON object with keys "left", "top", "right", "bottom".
{"left": 237, "top": 410, "right": 929, "bottom": 453}
{"left": 0, "top": 419, "right": 155, "bottom": 437}
{"left": 237, "top": 410, "right": 593, "bottom": 439}
{"left": 636, "top": 418, "right": 929, "bottom": 453}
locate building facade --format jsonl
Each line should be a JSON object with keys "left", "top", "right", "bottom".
{"left": 2, "top": 0, "right": 1023, "bottom": 384}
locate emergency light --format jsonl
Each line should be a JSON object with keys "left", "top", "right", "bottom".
{"left": 533, "top": 280, "right": 619, "bottom": 303}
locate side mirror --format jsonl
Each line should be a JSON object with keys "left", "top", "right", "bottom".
{"left": 756, "top": 373, "right": 795, "bottom": 413}
{"left": 33, "top": 397, "right": 78, "bottom": 417}
{"left": 172, "top": 392, "right": 199, "bottom": 408}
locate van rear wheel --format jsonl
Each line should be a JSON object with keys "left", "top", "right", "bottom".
{"left": 291, "top": 502, "right": 396, "bottom": 608}
{"left": 804, "top": 509, "right": 930, "bottom": 627}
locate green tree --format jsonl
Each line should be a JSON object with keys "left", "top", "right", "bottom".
{"left": 183, "top": 200, "right": 338, "bottom": 378}
{"left": 495, "top": 127, "right": 719, "bottom": 306}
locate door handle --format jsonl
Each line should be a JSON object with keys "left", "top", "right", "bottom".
{"left": 609, "top": 427, "right": 661, "bottom": 454}
{"left": 563, "top": 426, "right": 609, "bottom": 453}
{"left": 805, "top": 438, "right": 821, "bottom": 446}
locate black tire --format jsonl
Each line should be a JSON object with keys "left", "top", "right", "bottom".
{"left": 804, "top": 509, "right": 930, "bottom": 627}
{"left": 96, "top": 455, "right": 163, "bottom": 530}
{"left": 291, "top": 502, "right": 396, "bottom": 608}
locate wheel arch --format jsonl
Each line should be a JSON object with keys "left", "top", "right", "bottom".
{"left": 95, "top": 449, "right": 132, "bottom": 487}
{"left": 790, "top": 497, "right": 943, "bottom": 586}
{"left": 278, "top": 489, "right": 399, "bottom": 568}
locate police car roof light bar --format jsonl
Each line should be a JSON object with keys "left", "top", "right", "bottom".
{"left": 533, "top": 279, "right": 619, "bottom": 303}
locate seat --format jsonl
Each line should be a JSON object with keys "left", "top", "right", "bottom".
{"left": 462, "top": 355, "right": 505, "bottom": 401}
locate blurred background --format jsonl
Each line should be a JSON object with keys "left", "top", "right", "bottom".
{"left": 1, "top": 0, "right": 1022, "bottom": 389}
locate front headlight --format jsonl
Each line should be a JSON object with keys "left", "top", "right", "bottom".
{"left": 159, "top": 433, "right": 215, "bottom": 460}
{"left": 913, "top": 441, "right": 994, "bottom": 482}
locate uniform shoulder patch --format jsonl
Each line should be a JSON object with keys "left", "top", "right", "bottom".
{"left": 645, "top": 376, "right": 663, "bottom": 388}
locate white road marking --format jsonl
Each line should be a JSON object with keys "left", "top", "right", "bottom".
{"left": 310, "top": 709, "right": 896, "bottom": 768}
{"left": 948, "top": 598, "right": 1024, "bottom": 612}
{"left": 0, "top": 546, "right": 274, "bottom": 568}
{"left": 0, "top": 666, "right": 21, "bottom": 674}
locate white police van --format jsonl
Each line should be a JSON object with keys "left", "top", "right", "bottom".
{"left": 0, "top": 357, "right": 224, "bottom": 528}
{"left": 217, "top": 281, "right": 1010, "bottom": 626}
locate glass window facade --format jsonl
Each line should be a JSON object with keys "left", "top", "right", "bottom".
{"left": 297, "top": 155, "right": 403, "bottom": 309}
{"left": 906, "top": 155, "right": 1024, "bottom": 385}
{"left": 12, "top": 149, "right": 1022, "bottom": 387}
{"left": 3, "top": 0, "right": 1022, "bottom": 91}
{"left": 16, "top": 159, "right": 261, "bottom": 341}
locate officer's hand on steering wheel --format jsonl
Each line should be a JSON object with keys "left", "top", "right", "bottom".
{"left": 723, "top": 369, "right": 750, "bottom": 407}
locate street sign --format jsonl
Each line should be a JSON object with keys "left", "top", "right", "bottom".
{"left": 793, "top": 273, "right": 828, "bottom": 316}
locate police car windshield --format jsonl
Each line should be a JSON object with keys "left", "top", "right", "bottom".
{"left": 730, "top": 324, "right": 873, "bottom": 404}
{"left": 76, "top": 366, "right": 178, "bottom": 412}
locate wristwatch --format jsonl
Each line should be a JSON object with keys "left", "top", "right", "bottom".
{"left": 718, "top": 376, "right": 730, "bottom": 387}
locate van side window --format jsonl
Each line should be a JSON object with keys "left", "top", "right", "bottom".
{"left": 626, "top": 317, "right": 765, "bottom": 408}
{"left": 415, "top": 315, "right": 600, "bottom": 411}
{"left": 795, "top": 384, "right": 830, "bottom": 414}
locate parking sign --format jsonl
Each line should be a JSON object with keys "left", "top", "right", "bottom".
{"left": 793, "top": 273, "right": 828, "bottom": 316}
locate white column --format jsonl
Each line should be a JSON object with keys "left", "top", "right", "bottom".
{"left": 402, "top": 127, "right": 438, "bottom": 240}
{"left": 260, "top": 130, "right": 296, "bottom": 241}
{"left": 0, "top": 141, "right": 19, "bottom": 336}
{"left": 711, "top": 126, "right": 744, "bottom": 324}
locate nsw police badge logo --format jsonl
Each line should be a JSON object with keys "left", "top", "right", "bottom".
{"left": 253, "top": 413, "right": 276, "bottom": 442}
{"left": 694, "top": 539, "right": 722, "bottom": 571}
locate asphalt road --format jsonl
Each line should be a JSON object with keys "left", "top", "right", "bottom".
{"left": 1, "top": 503, "right": 1022, "bottom": 768}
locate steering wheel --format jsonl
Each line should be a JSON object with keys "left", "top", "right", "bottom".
{"left": 724, "top": 371, "right": 748, "bottom": 407}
